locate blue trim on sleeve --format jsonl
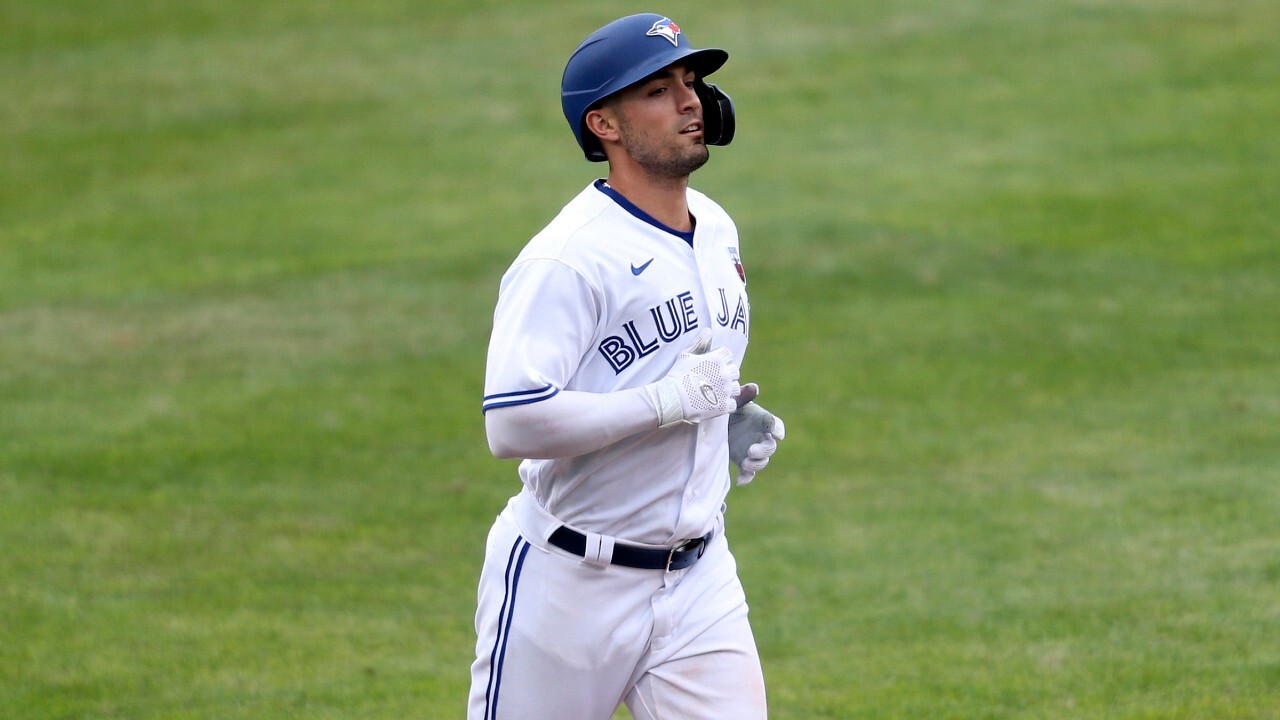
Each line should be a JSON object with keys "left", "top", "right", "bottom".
{"left": 594, "top": 179, "right": 695, "bottom": 246}
{"left": 482, "top": 384, "right": 560, "bottom": 413}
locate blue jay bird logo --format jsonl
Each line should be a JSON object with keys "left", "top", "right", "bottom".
{"left": 646, "top": 17, "right": 682, "bottom": 46}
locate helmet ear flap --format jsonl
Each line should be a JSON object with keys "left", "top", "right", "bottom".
{"left": 696, "top": 81, "right": 735, "bottom": 147}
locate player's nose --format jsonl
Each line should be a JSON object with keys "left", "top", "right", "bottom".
{"left": 678, "top": 82, "right": 700, "bottom": 114}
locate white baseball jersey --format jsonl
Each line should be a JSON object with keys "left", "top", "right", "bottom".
{"left": 482, "top": 179, "right": 751, "bottom": 545}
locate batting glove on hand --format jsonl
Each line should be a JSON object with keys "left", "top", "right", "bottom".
{"left": 728, "top": 383, "right": 786, "bottom": 485}
{"left": 645, "top": 329, "right": 741, "bottom": 428}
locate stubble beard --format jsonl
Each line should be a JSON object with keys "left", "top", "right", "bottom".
{"left": 619, "top": 118, "right": 710, "bottom": 181}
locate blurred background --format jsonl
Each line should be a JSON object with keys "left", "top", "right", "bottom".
{"left": 2, "top": 1, "right": 1277, "bottom": 717}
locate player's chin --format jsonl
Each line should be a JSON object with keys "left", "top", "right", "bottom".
{"left": 682, "top": 140, "right": 710, "bottom": 163}
{"left": 647, "top": 144, "right": 709, "bottom": 178}
{"left": 679, "top": 146, "right": 711, "bottom": 175}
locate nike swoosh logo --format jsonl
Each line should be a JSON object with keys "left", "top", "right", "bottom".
{"left": 631, "top": 259, "right": 655, "bottom": 276}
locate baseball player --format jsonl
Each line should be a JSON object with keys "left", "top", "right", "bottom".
{"left": 469, "top": 13, "right": 786, "bottom": 720}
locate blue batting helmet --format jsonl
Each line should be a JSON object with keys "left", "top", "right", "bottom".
{"left": 561, "top": 14, "right": 734, "bottom": 162}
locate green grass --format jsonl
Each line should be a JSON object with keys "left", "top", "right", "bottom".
{"left": 3, "top": 1, "right": 1278, "bottom": 718}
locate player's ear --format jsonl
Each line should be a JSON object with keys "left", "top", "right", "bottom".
{"left": 584, "top": 106, "right": 621, "bottom": 145}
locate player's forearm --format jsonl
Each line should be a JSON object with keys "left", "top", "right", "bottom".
{"left": 485, "top": 387, "right": 660, "bottom": 460}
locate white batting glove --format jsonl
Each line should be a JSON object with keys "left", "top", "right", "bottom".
{"left": 728, "top": 383, "right": 786, "bottom": 485}
{"left": 644, "top": 329, "right": 741, "bottom": 428}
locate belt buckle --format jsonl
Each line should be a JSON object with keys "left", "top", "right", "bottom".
{"left": 665, "top": 537, "right": 703, "bottom": 573}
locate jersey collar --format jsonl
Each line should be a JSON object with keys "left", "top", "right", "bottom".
{"left": 594, "top": 179, "right": 695, "bottom": 246}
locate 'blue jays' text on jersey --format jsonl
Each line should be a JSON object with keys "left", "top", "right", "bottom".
{"left": 482, "top": 180, "right": 750, "bottom": 545}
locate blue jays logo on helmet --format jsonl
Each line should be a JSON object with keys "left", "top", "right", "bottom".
{"left": 646, "top": 17, "right": 681, "bottom": 47}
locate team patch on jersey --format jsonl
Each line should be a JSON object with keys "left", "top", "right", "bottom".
{"left": 646, "top": 17, "right": 681, "bottom": 47}
{"left": 728, "top": 247, "right": 746, "bottom": 284}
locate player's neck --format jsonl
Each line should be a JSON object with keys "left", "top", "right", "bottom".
{"left": 604, "top": 170, "right": 692, "bottom": 233}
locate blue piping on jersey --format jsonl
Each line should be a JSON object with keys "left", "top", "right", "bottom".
{"left": 482, "top": 384, "right": 559, "bottom": 413}
{"left": 594, "top": 179, "right": 695, "bottom": 246}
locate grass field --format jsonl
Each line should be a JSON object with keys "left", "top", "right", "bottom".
{"left": 3, "top": 1, "right": 1278, "bottom": 718}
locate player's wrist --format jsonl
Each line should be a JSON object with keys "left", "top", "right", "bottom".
{"left": 644, "top": 378, "right": 686, "bottom": 428}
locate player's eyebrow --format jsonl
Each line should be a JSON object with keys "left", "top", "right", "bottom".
{"left": 639, "top": 65, "right": 695, "bottom": 85}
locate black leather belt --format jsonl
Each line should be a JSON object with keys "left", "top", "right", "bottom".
{"left": 548, "top": 526, "right": 713, "bottom": 571}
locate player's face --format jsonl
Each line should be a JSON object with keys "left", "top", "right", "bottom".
{"left": 611, "top": 64, "right": 709, "bottom": 178}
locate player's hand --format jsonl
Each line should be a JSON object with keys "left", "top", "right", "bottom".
{"left": 728, "top": 386, "right": 786, "bottom": 485}
{"left": 646, "top": 329, "right": 741, "bottom": 428}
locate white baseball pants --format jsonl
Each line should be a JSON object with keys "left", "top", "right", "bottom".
{"left": 468, "top": 492, "right": 767, "bottom": 719}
